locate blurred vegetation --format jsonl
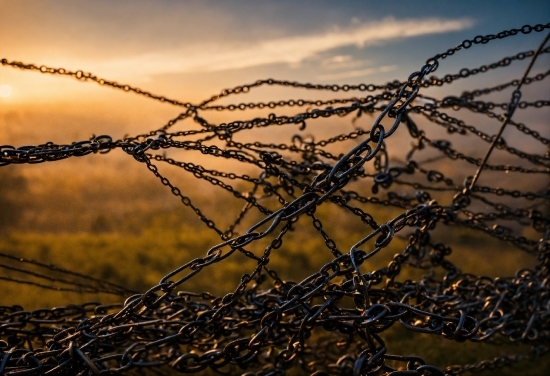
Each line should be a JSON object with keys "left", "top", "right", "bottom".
{"left": 0, "top": 167, "right": 28, "bottom": 233}
{"left": 0, "top": 164, "right": 548, "bottom": 375}
{"left": 1, "top": 208, "right": 548, "bottom": 374}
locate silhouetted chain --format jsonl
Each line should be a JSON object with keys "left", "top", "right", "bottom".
{"left": 0, "top": 23, "right": 549, "bottom": 375}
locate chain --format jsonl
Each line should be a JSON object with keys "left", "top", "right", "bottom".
{"left": 1, "top": 23, "right": 549, "bottom": 375}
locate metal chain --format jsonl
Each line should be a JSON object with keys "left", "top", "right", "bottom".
{"left": 0, "top": 23, "right": 549, "bottom": 375}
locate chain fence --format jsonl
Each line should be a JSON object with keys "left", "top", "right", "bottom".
{"left": 1, "top": 23, "right": 549, "bottom": 375}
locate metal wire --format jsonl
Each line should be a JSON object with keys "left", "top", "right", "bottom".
{"left": 0, "top": 23, "right": 549, "bottom": 375}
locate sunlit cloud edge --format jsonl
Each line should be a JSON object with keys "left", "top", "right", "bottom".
{"left": 95, "top": 16, "right": 474, "bottom": 79}
{"left": 316, "top": 65, "right": 398, "bottom": 81}
{"left": 9, "top": 16, "right": 475, "bottom": 84}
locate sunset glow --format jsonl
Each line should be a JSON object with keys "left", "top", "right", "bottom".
{"left": 0, "top": 85, "right": 12, "bottom": 98}
{"left": 0, "top": 1, "right": 548, "bottom": 145}
{"left": 0, "top": 2, "right": 549, "bottom": 374}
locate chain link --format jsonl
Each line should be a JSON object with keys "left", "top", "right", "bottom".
{"left": 1, "top": 23, "right": 549, "bottom": 375}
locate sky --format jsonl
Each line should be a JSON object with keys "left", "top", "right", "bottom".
{"left": 1, "top": 1, "right": 549, "bottom": 104}
{"left": 0, "top": 1, "right": 548, "bottom": 232}
{"left": 0, "top": 2, "right": 549, "bottom": 333}
{"left": 0, "top": 1, "right": 548, "bottom": 164}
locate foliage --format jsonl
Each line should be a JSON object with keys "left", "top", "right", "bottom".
{"left": 0, "top": 210, "right": 546, "bottom": 374}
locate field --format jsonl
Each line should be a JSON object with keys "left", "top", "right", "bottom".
{"left": 1, "top": 200, "right": 548, "bottom": 374}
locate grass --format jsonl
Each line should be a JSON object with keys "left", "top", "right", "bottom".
{"left": 0, "top": 210, "right": 548, "bottom": 375}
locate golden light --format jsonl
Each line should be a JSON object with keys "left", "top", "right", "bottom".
{"left": 0, "top": 85, "right": 12, "bottom": 98}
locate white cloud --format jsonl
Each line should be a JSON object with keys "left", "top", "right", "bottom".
{"left": 317, "top": 65, "right": 397, "bottom": 81}
{"left": 65, "top": 16, "right": 474, "bottom": 80}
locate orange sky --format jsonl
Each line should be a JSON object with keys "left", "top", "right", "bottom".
{"left": 0, "top": 1, "right": 548, "bottom": 167}
{"left": 0, "top": 0, "right": 548, "bottom": 237}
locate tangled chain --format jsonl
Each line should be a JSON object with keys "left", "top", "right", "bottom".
{"left": 1, "top": 23, "right": 550, "bottom": 375}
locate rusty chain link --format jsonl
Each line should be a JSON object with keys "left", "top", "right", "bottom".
{"left": 1, "top": 23, "right": 549, "bottom": 375}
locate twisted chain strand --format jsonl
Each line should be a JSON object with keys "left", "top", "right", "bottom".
{"left": 0, "top": 23, "right": 549, "bottom": 375}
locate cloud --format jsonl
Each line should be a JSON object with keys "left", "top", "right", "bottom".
{"left": 317, "top": 65, "right": 397, "bottom": 81}
{"left": 26, "top": 16, "right": 474, "bottom": 82}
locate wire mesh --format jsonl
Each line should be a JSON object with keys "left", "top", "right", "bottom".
{"left": 0, "top": 23, "right": 549, "bottom": 375}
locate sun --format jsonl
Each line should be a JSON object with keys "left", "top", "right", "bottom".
{"left": 0, "top": 85, "right": 12, "bottom": 98}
